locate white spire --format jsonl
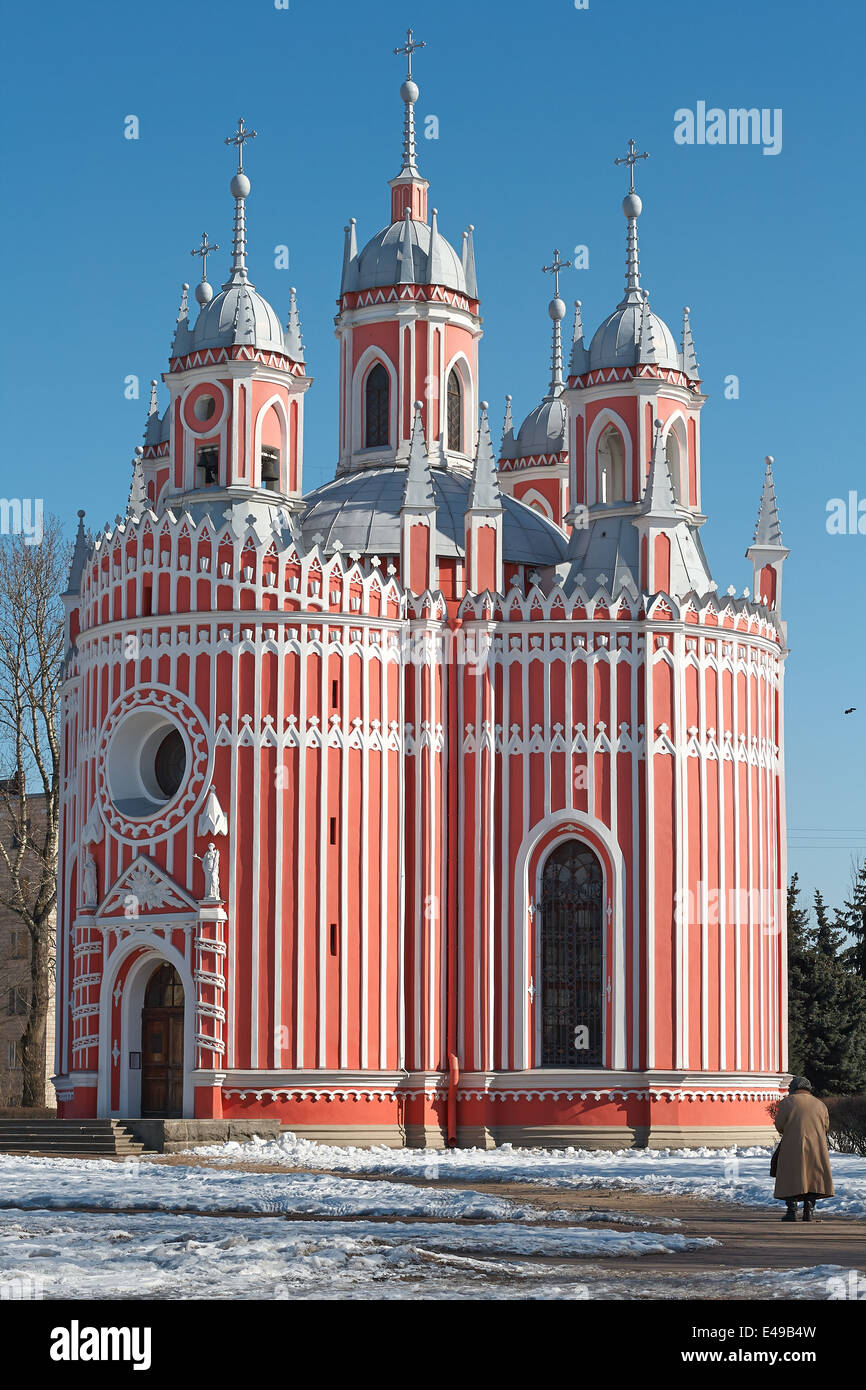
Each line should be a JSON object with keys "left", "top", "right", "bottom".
{"left": 641, "top": 418, "right": 678, "bottom": 517}
{"left": 285, "top": 286, "right": 305, "bottom": 362}
{"left": 542, "top": 250, "right": 571, "bottom": 396}
{"left": 680, "top": 305, "right": 700, "bottom": 378}
{"left": 402, "top": 402, "right": 436, "bottom": 510}
{"left": 170, "top": 283, "right": 190, "bottom": 354}
{"left": 393, "top": 27, "right": 425, "bottom": 178}
{"left": 127, "top": 448, "right": 148, "bottom": 520}
{"left": 614, "top": 139, "right": 650, "bottom": 305}
{"left": 638, "top": 293, "right": 656, "bottom": 361}
{"left": 751, "top": 455, "right": 784, "bottom": 547}
{"left": 223, "top": 118, "right": 257, "bottom": 287}
{"left": 468, "top": 403, "right": 502, "bottom": 512}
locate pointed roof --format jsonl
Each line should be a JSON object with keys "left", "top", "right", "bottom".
{"left": 171, "top": 282, "right": 191, "bottom": 355}
{"left": 569, "top": 299, "right": 589, "bottom": 375}
{"left": 468, "top": 403, "right": 503, "bottom": 512}
{"left": 680, "top": 305, "right": 700, "bottom": 378}
{"left": 749, "top": 455, "right": 785, "bottom": 549}
{"left": 401, "top": 403, "right": 436, "bottom": 510}
{"left": 284, "top": 286, "right": 305, "bottom": 362}
{"left": 641, "top": 419, "right": 678, "bottom": 518}
{"left": 64, "top": 510, "right": 89, "bottom": 596}
{"left": 127, "top": 450, "right": 148, "bottom": 520}
{"left": 461, "top": 225, "right": 478, "bottom": 299}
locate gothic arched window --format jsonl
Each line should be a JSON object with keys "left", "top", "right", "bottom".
{"left": 539, "top": 839, "right": 604, "bottom": 1067}
{"left": 446, "top": 368, "right": 462, "bottom": 453}
{"left": 598, "top": 424, "right": 625, "bottom": 503}
{"left": 364, "top": 363, "right": 390, "bottom": 449}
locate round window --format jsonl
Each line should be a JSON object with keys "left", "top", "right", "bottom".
{"left": 193, "top": 393, "right": 217, "bottom": 422}
{"left": 107, "top": 710, "right": 188, "bottom": 819}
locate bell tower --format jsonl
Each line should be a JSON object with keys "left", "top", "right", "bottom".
{"left": 335, "top": 30, "right": 482, "bottom": 475}
{"left": 143, "top": 120, "right": 311, "bottom": 514}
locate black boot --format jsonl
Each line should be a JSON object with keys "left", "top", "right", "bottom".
{"left": 781, "top": 1200, "right": 798, "bottom": 1222}
{"left": 802, "top": 1200, "right": 814, "bottom": 1222}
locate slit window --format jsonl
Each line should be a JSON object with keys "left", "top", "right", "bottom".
{"left": 329, "top": 816, "right": 337, "bottom": 845}
{"left": 329, "top": 923, "right": 338, "bottom": 956}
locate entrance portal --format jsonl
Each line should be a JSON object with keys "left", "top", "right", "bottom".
{"left": 539, "top": 839, "right": 604, "bottom": 1067}
{"left": 140, "top": 962, "right": 185, "bottom": 1117}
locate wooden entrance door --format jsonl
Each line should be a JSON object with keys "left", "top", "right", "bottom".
{"left": 141, "top": 963, "right": 184, "bottom": 1117}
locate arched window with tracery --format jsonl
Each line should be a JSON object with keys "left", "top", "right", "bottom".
{"left": 446, "top": 368, "right": 462, "bottom": 453}
{"left": 598, "top": 424, "right": 626, "bottom": 503}
{"left": 538, "top": 839, "right": 604, "bottom": 1067}
{"left": 364, "top": 363, "right": 390, "bottom": 448}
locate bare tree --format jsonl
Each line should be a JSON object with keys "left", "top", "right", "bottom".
{"left": 0, "top": 516, "right": 68, "bottom": 1106}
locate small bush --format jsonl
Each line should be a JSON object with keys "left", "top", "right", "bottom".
{"left": 826, "top": 1095, "right": 866, "bottom": 1156}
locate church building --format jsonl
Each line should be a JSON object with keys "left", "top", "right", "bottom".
{"left": 54, "top": 34, "right": 790, "bottom": 1147}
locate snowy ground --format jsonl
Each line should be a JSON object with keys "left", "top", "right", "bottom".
{"left": 182, "top": 1133, "right": 866, "bottom": 1218}
{"left": 0, "top": 1141, "right": 863, "bottom": 1300}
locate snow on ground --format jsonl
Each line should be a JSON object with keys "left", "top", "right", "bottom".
{"left": 0, "top": 1207, "right": 850, "bottom": 1301}
{"left": 181, "top": 1134, "right": 866, "bottom": 1217}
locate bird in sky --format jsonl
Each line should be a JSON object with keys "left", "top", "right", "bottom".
{"left": 844, "top": 707, "right": 856, "bottom": 714}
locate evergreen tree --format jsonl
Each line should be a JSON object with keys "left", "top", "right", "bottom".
{"left": 792, "top": 889, "right": 866, "bottom": 1095}
{"left": 835, "top": 860, "right": 866, "bottom": 982}
{"left": 785, "top": 875, "right": 812, "bottom": 1077}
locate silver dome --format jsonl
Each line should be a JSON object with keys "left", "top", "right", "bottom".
{"left": 588, "top": 300, "right": 679, "bottom": 371}
{"left": 301, "top": 466, "right": 567, "bottom": 564}
{"left": 192, "top": 282, "right": 286, "bottom": 354}
{"left": 513, "top": 394, "right": 567, "bottom": 459}
{"left": 350, "top": 218, "right": 467, "bottom": 295}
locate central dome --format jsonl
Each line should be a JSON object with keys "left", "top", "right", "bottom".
{"left": 301, "top": 466, "right": 567, "bottom": 564}
{"left": 348, "top": 218, "right": 467, "bottom": 295}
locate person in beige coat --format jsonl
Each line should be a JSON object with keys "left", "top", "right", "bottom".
{"left": 773, "top": 1076, "right": 834, "bottom": 1222}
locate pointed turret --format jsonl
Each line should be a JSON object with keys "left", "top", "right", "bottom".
{"left": 641, "top": 419, "right": 678, "bottom": 518}
{"left": 500, "top": 394, "right": 514, "bottom": 450}
{"left": 462, "top": 225, "right": 478, "bottom": 299}
{"left": 171, "top": 283, "right": 191, "bottom": 356}
{"left": 143, "top": 379, "right": 161, "bottom": 446}
{"left": 680, "top": 305, "right": 700, "bottom": 378}
{"left": 285, "top": 286, "right": 305, "bottom": 362}
{"left": 127, "top": 448, "right": 148, "bottom": 520}
{"left": 341, "top": 218, "right": 359, "bottom": 294}
{"left": 64, "top": 510, "right": 89, "bottom": 597}
{"left": 465, "top": 403, "right": 503, "bottom": 593}
{"left": 569, "top": 299, "right": 588, "bottom": 376}
{"left": 400, "top": 402, "right": 437, "bottom": 592}
{"left": 637, "top": 292, "right": 657, "bottom": 362}
{"left": 746, "top": 455, "right": 789, "bottom": 611}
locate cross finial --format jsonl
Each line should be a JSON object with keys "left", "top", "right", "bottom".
{"left": 394, "top": 26, "right": 425, "bottom": 79}
{"left": 542, "top": 248, "right": 572, "bottom": 298}
{"left": 191, "top": 232, "right": 219, "bottom": 281}
{"left": 225, "top": 117, "right": 257, "bottom": 172}
{"left": 614, "top": 138, "right": 650, "bottom": 194}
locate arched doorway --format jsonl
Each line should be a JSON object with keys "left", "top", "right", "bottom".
{"left": 141, "top": 963, "right": 185, "bottom": 1117}
{"left": 539, "top": 839, "right": 604, "bottom": 1066}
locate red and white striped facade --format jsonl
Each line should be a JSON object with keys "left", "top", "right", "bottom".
{"left": 53, "top": 66, "right": 790, "bottom": 1147}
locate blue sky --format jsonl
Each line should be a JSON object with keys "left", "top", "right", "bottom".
{"left": 3, "top": 0, "right": 864, "bottom": 913}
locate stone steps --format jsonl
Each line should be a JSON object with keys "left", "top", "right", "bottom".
{"left": 0, "top": 1119, "right": 144, "bottom": 1156}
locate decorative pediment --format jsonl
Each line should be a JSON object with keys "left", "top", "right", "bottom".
{"left": 96, "top": 855, "right": 199, "bottom": 920}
